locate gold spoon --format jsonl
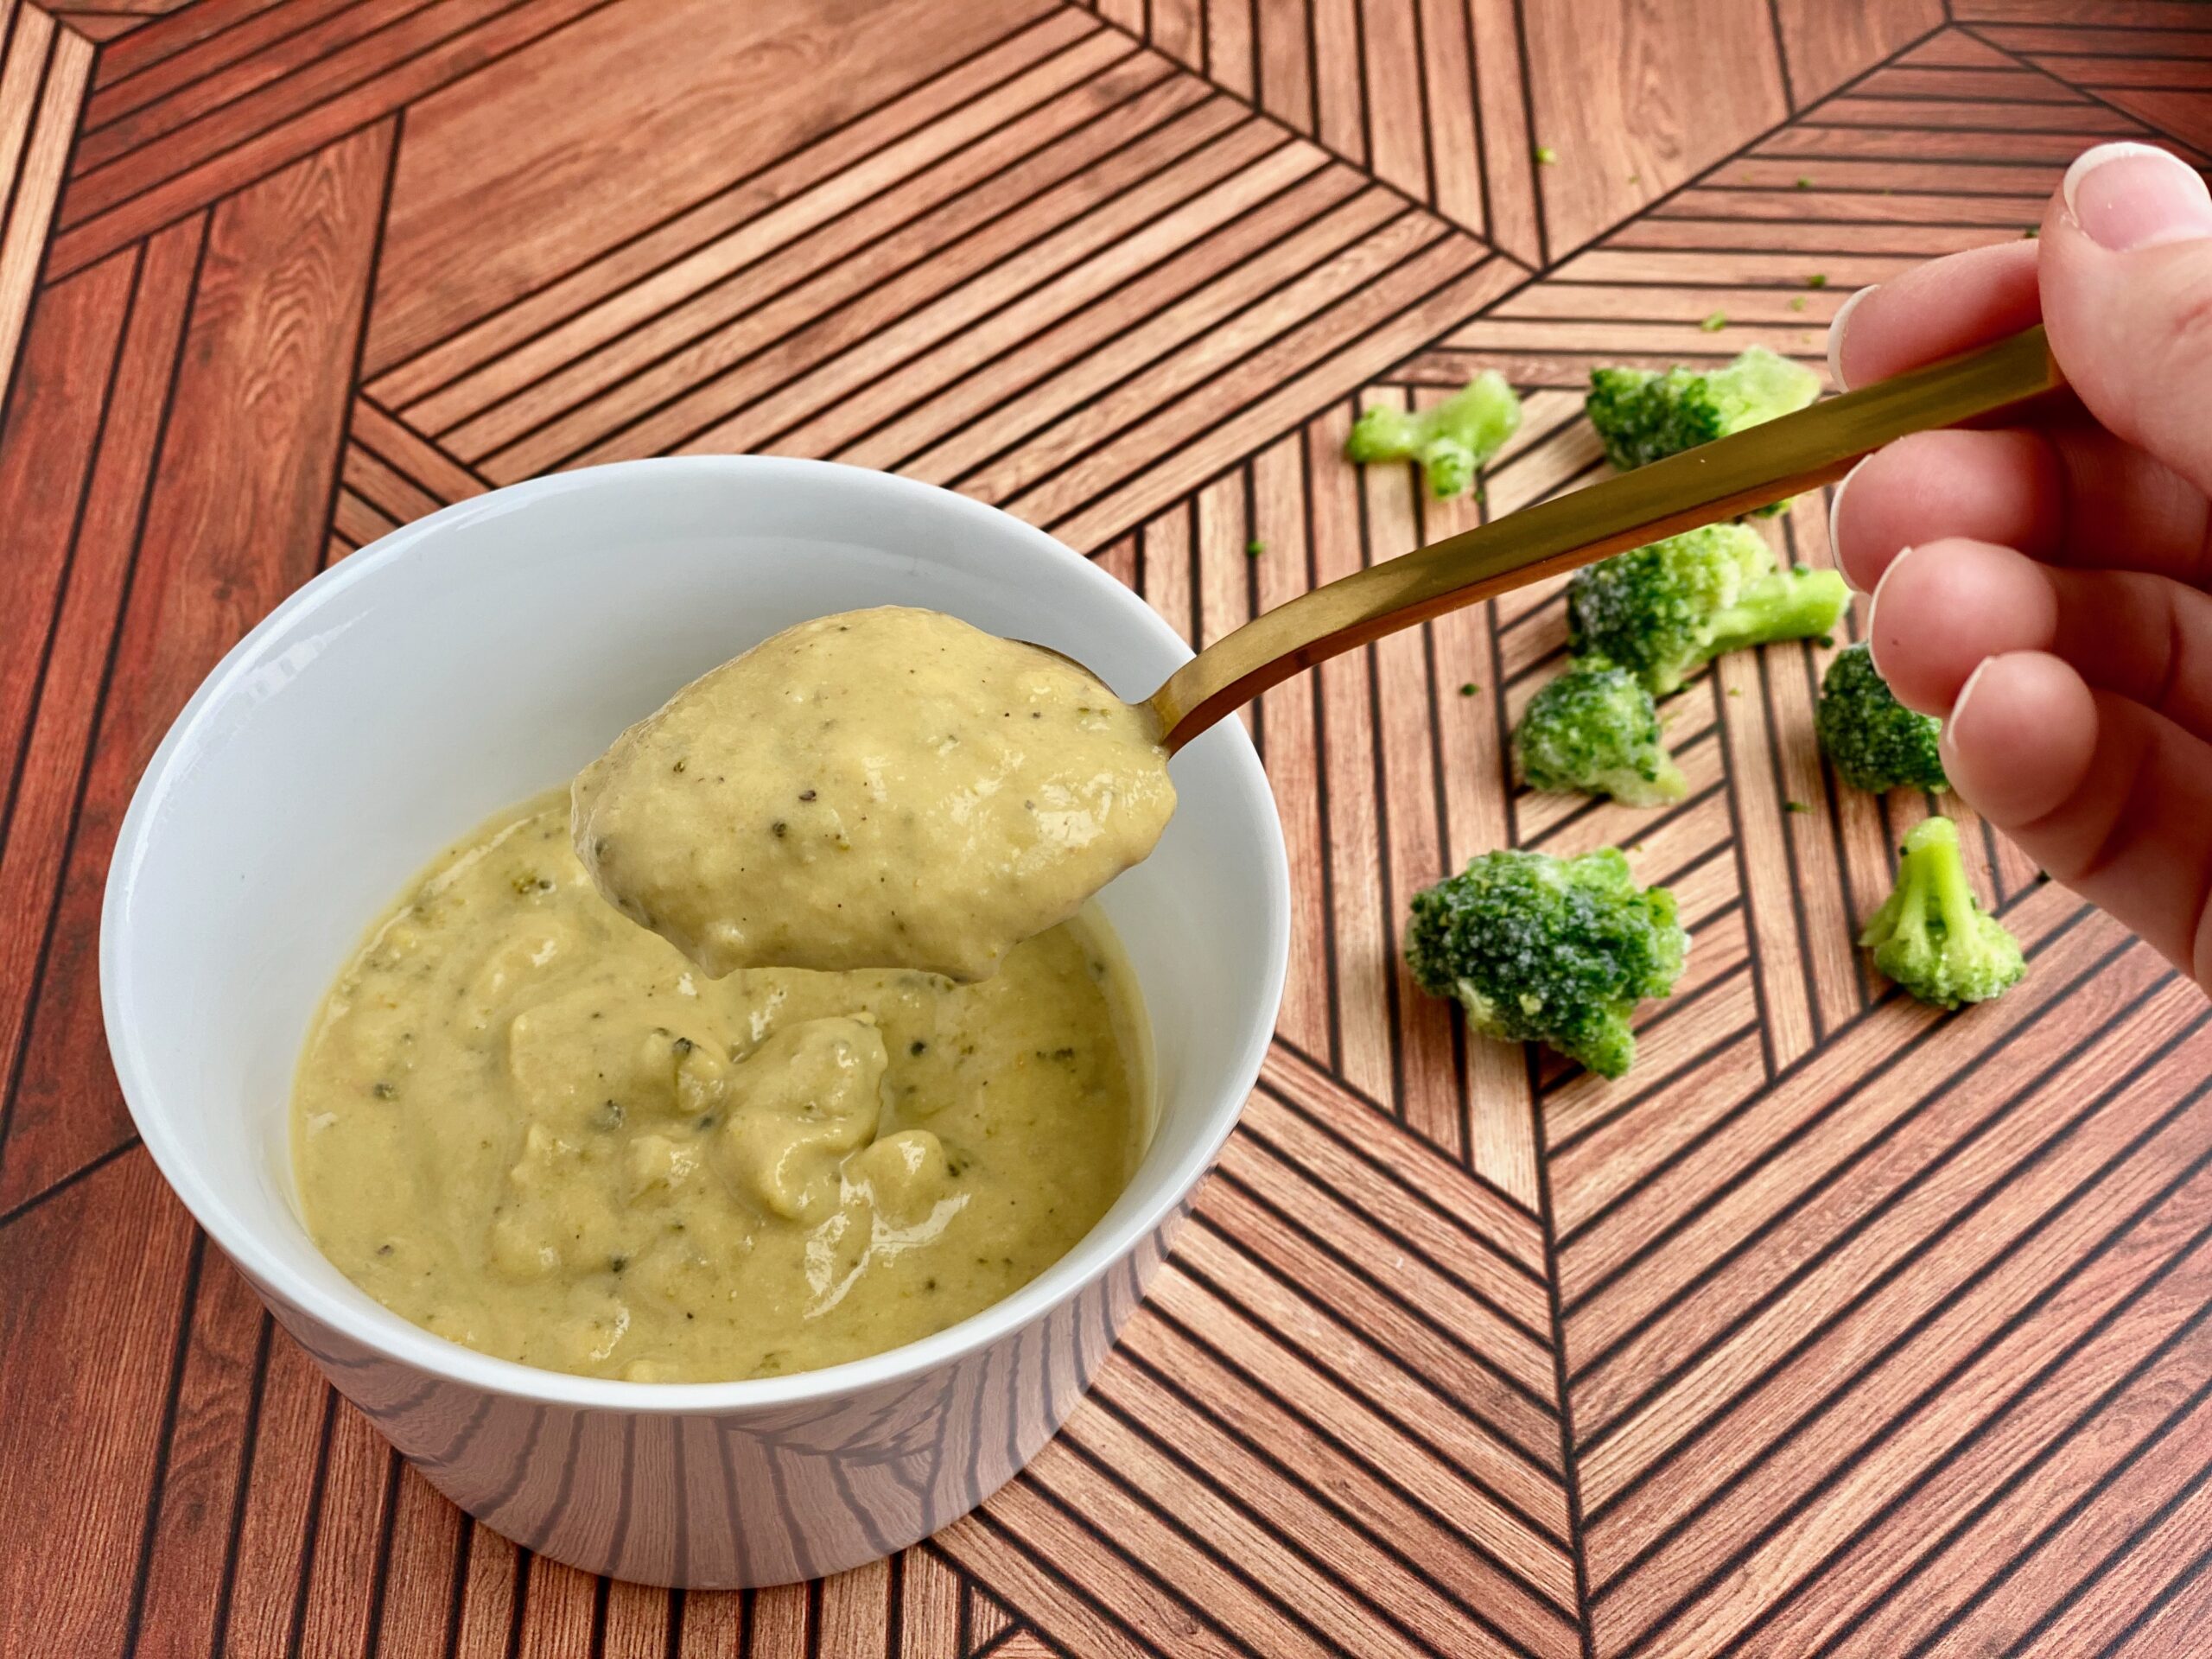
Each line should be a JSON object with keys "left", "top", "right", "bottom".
{"left": 1140, "top": 325, "right": 2064, "bottom": 752}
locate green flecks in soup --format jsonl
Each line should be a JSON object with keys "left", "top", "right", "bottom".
{"left": 292, "top": 793, "right": 1148, "bottom": 1383}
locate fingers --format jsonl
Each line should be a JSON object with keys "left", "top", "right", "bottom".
{"left": 1827, "top": 240, "right": 2041, "bottom": 392}
{"left": 1866, "top": 536, "right": 2212, "bottom": 742}
{"left": 1832, "top": 430, "right": 2061, "bottom": 593}
{"left": 1833, "top": 423, "right": 2211, "bottom": 591}
{"left": 2039, "top": 143, "right": 2212, "bottom": 501}
{"left": 1942, "top": 652, "right": 2212, "bottom": 985}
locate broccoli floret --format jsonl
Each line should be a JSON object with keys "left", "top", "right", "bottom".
{"left": 1345, "top": 371, "right": 1521, "bottom": 497}
{"left": 1859, "top": 817, "right": 2024, "bottom": 1008}
{"left": 1514, "top": 657, "right": 1687, "bottom": 806}
{"left": 1406, "top": 847, "right": 1689, "bottom": 1077}
{"left": 1586, "top": 346, "right": 1820, "bottom": 513}
{"left": 1815, "top": 641, "right": 1947, "bottom": 792}
{"left": 1566, "top": 524, "right": 1848, "bottom": 696}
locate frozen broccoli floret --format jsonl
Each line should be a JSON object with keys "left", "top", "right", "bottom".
{"left": 1815, "top": 641, "right": 1947, "bottom": 792}
{"left": 1586, "top": 346, "right": 1820, "bottom": 513}
{"left": 1345, "top": 371, "right": 1522, "bottom": 498}
{"left": 1514, "top": 657, "right": 1687, "bottom": 806}
{"left": 1566, "top": 524, "right": 1848, "bottom": 696}
{"left": 1405, "top": 847, "right": 1688, "bottom": 1077}
{"left": 1859, "top": 817, "right": 2024, "bottom": 1008}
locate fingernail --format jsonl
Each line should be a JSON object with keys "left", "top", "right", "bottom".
{"left": 1825, "top": 285, "right": 1875, "bottom": 391}
{"left": 2062, "top": 141, "right": 2212, "bottom": 251}
{"left": 1866, "top": 542, "right": 1914, "bottom": 654}
{"left": 1942, "top": 655, "right": 1993, "bottom": 765}
{"left": 1829, "top": 459, "right": 1864, "bottom": 590}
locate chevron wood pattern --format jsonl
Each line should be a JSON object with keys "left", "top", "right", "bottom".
{"left": 3, "top": 2, "right": 2211, "bottom": 1655}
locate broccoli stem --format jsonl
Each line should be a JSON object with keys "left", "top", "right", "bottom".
{"left": 1705, "top": 568, "right": 1848, "bottom": 656}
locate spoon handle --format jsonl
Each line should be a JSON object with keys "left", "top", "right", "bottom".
{"left": 1145, "top": 324, "right": 2063, "bottom": 752}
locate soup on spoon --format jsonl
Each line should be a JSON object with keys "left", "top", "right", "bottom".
{"left": 572, "top": 606, "right": 1177, "bottom": 982}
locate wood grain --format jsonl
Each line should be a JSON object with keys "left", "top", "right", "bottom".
{"left": 2, "top": 3, "right": 2209, "bottom": 1656}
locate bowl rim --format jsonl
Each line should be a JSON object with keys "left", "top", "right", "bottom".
{"left": 99, "top": 454, "right": 1291, "bottom": 1415}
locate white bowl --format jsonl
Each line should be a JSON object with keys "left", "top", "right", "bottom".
{"left": 100, "top": 457, "right": 1289, "bottom": 1587}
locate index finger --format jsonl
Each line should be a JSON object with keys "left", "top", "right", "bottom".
{"left": 1827, "top": 239, "right": 2042, "bottom": 391}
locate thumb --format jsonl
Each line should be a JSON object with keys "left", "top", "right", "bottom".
{"left": 2040, "top": 141, "right": 2212, "bottom": 498}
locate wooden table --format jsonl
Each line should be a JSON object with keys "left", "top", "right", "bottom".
{"left": 3, "top": 1, "right": 2209, "bottom": 1653}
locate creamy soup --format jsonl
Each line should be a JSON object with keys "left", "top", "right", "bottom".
{"left": 293, "top": 793, "right": 1148, "bottom": 1382}
{"left": 572, "top": 607, "right": 1176, "bottom": 982}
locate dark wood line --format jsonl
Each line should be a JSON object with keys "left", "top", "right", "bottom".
{"left": 0, "top": 22, "right": 59, "bottom": 292}
{"left": 524, "top": 64, "right": 1222, "bottom": 472}
{"left": 438, "top": 1504, "right": 474, "bottom": 1659}
{"left": 1077, "top": 0, "right": 1459, "bottom": 232}
{"left": 1408, "top": 480, "right": 1478, "bottom": 1169}
{"left": 957, "top": 1505, "right": 1183, "bottom": 1659}
{"left": 1764, "top": 0, "right": 1794, "bottom": 111}
{"left": 283, "top": 1382, "right": 345, "bottom": 1659}
{"left": 1118, "top": 1335, "right": 1567, "bottom": 1659}
{"left": 207, "top": 1312, "right": 276, "bottom": 1659}
{"left": 1252, "top": 1062, "right": 1548, "bottom": 1254}
{"left": 502, "top": 1548, "right": 530, "bottom": 1659}
{"left": 1569, "top": 941, "right": 2185, "bottom": 1452}
{"left": 1709, "top": 1221, "right": 2212, "bottom": 1659}
{"left": 2083, "top": 1503, "right": 2212, "bottom": 1659}
{"left": 1541, "top": 976, "right": 1762, "bottom": 1159}
{"left": 1529, "top": 993, "right": 1600, "bottom": 1659}
{"left": 353, "top": 391, "right": 493, "bottom": 488}
{"left": 0, "top": 236, "right": 140, "bottom": 910}
{"left": 68, "top": 0, "right": 555, "bottom": 218}
{"left": 1035, "top": 245, "right": 1506, "bottom": 539}
{"left": 82, "top": 0, "right": 447, "bottom": 157}
{"left": 0, "top": 206, "right": 208, "bottom": 1196}
{"left": 1690, "top": 180, "right": 2069, "bottom": 200}
{"left": 315, "top": 109, "right": 399, "bottom": 569}
{"left": 1461, "top": 0, "right": 1493, "bottom": 243}
{"left": 1354, "top": 398, "right": 1412, "bottom": 1131}
{"left": 1178, "top": 1216, "right": 1566, "bottom": 1499}
{"left": 1300, "top": 416, "right": 1347, "bottom": 1076}
{"left": 588, "top": 1571, "right": 611, "bottom": 1658}
{"left": 1478, "top": 404, "right": 1602, "bottom": 507}
{"left": 91, "top": 0, "right": 372, "bottom": 100}
{"left": 1350, "top": 0, "right": 1374, "bottom": 173}
{"left": 1069, "top": 1394, "right": 1502, "bottom": 1659}
{"left": 369, "top": 5, "right": 1095, "bottom": 394}
{"left": 1213, "top": 1153, "right": 1561, "bottom": 1421}
{"left": 1598, "top": 1076, "right": 2212, "bottom": 1644}
{"left": 1954, "top": 22, "right": 2209, "bottom": 162}
{"left": 439, "top": 28, "right": 1161, "bottom": 441}
{"left": 1789, "top": 117, "right": 2141, "bottom": 140}
{"left": 1520, "top": 744, "right": 1726, "bottom": 855}
{"left": 1066, "top": 1418, "right": 1486, "bottom": 1659}
{"left": 1506, "top": 0, "right": 1545, "bottom": 265}
{"left": 49, "top": 0, "right": 633, "bottom": 280}
{"left": 360, "top": 1446, "right": 406, "bottom": 1658}
{"left": 1963, "top": 14, "right": 2212, "bottom": 36}
{"left": 1898, "top": 1366, "right": 2212, "bottom": 1656}
{"left": 438, "top": 41, "right": 1174, "bottom": 453}
{"left": 120, "top": 1227, "right": 208, "bottom": 1659}
{"left": 1519, "top": 16, "right": 1956, "bottom": 279}
{"left": 1761, "top": 645, "right": 1830, "bottom": 1043}
{"left": 912, "top": 172, "right": 1401, "bottom": 495}
{"left": 1760, "top": 135, "right": 2141, "bottom": 160}
{"left": 849, "top": 153, "right": 1359, "bottom": 479}
{"left": 1554, "top": 899, "right": 2101, "bottom": 1276}
{"left": 1407, "top": 0, "right": 1440, "bottom": 210}
{"left": 0, "top": 1131, "right": 138, "bottom": 1229}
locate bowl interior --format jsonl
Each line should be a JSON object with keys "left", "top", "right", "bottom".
{"left": 101, "top": 457, "right": 1288, "bottom": 1402}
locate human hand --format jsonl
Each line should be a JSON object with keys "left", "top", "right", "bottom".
{"left": 1828, "top": 140, "right": 2212, "bottom": 988}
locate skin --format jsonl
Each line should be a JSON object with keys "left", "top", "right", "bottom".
{"left": 1828, "top": 143, "right": 2212, "bottom": 989}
